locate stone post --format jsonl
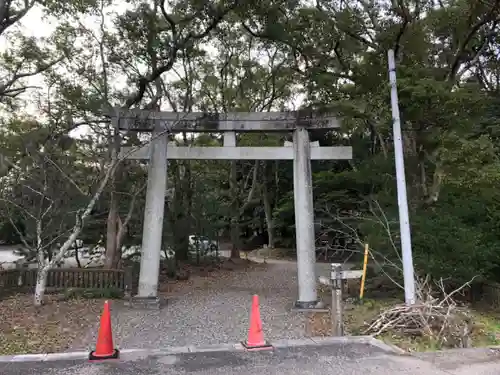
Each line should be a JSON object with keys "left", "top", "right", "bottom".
{"left": 134, "top": 123, "right": 168, "bottom": 308}
{"left": 292, "top": 127, "right": 322, "bottom": 310}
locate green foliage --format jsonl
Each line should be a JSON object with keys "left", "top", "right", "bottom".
{"left": 63, "top": 287, "right": 123, "bottom": 300}
{"left": 0, "top": 118, "right": 99, "bottom": 255}
{"left": 412, "top": 186, "right": 500, "bottom": 282}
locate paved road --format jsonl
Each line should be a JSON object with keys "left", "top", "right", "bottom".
{"left": 2, "top": 343, "right": 500, "bottom": 375}
{"left": 75, "top": 260, "right": 331, "bottom": 350}
{"left": 414, "top": 347, "right": 500, "bottom": 375}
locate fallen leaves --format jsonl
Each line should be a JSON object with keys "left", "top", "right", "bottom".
{"left": 159, "top": 259, "right": 266, "bottom": 296}
{"left": 0, "top": 294, "right": 102, "bottom": 355}
{"left": 0, "top": 259, "right": 266, "bottom": 355}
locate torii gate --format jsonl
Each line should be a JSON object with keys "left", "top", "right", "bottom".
{"left": 110, "top": 109, "right": 353, "bottom": 310}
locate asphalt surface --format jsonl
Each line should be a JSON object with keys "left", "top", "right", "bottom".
{"left": 2, "top": 343, "right": 500, "bottom": 375}
{"left": 0, "top": 344, "right": 431, "bottom": 375}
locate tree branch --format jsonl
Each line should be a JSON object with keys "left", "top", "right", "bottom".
{"left": 124, "top": 1, "right": 238, "bottom": 108}
{"left": 0, "top": 0, "right": 36, "bottom": 36}
{"left": 447, "top": 2, "right": 500, "bottom": 81}
{"left": 0, "top": 56, "right": 65, "bottom": 98}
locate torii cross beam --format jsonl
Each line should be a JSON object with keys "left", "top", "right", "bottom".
{"left": 110, "top": 108, "right": 353, "bottom": 310}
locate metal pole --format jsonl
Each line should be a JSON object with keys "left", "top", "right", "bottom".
{"left": 387, "top": 49, "right": 416, "bottom": 306}
{"left": 359, "top": 243, "right": 369, "bottom": 301}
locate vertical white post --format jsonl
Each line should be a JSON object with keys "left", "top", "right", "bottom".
{"left": 388, "top": 49, "right": 416, "bottom": 306}
{"left": 223, "top": 131, "right": 236, "bottom": 147}
{"left": 293, "top": 128, "right": 318, "bottom": 308}
{"left": 137, "top": 123, "right": 168, "bottom": 302}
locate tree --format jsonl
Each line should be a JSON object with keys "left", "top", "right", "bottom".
{"left": 0, "top": 115, "right": 119, "bottom": 305}
{"left": 1, "top": 0, "right": 500, "bottom": 304}
{"left": 243, "top": 0, "right": 500, "bottom": 285}
{"left": 0, "top": 0, "right": 73, "bottom": 102}
{"left": 186, "top": 24, "right": 297, "bottom": 257}
{"left": 96, "top": 0, "right": 241, "bottom": 264}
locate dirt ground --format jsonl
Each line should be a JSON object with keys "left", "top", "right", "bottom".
{"left": 0, "top": 294, "right": 103, "bottom": 355}
{"left": 250, "top": 246, "right": 361, "bottom": 264}
{"left": 0, "top": 259, "right": 263, "bottom": 355}
{"left": 158, "top": 258, "right": 265, "bottom": 297}
{"left": 3, "top": 254, "right": 500, "bottom": 356}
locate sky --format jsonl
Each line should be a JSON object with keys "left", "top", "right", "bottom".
{"left": 0, "top": 5, "right": 52, "bottom": 111}
{"left": 1, "top": 3, "right": 124, "bottom": 117}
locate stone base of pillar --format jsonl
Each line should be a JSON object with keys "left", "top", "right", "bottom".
{"left": 292, "top": 300, "right": 329, "bottom": 312}
{"left": 124, "top": 296, "right": 163, "bottom": 310}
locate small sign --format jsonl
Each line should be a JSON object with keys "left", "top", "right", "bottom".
{"left": 331, "top": 270, "right": 363, "bottom": 280}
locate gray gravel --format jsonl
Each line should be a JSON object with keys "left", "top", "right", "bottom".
{"left": 75, "top": 262, "right": 320, "bottom": 350}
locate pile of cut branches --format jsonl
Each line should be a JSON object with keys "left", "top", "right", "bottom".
{"left": 364, "top": 276, "right": 476, "bottom": 349}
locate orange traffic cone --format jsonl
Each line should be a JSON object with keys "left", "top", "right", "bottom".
{"left": 89, "top": 300, "right": 120, "bottom": 360}
{"left": 242, "top": 295, "right": 273, "bottom": 351}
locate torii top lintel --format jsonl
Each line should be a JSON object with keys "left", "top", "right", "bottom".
{"left": 109, "top": 108, "right": 341, "bottom": 133}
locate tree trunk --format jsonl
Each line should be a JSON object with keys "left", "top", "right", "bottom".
{"left": 174, "top": 224, "right": 190, "bottom": 261}
{"left": 105, "top": 127, "right": 121, "bottom": 268}
{"left": 230, "top": 216, "right": 240, "bottom": 258}
{"left": 173, "top": 212, "right": 190, "bottom": 261}
{"left": 112, "top": 217, "right": 125, "bottom": 269}
{"left": 74, "top": 242, "right": 82, "bottom": 268}
{"left": 34, "top": 266, "right": 49, "bottom": 306}
{"left": 105, "top": 192, "right": 119, "bottom": 268}
{"left": 262, "top": 182, "right": 275, "bottom": 248}
{"left": 229, "top": 160, "right": 240, "bottom": 259}
{"left": 30, "top": 142, "right": 123, "bottom": 306}
{"left": 170, "top": 160, "right": 190, "bottom": 261}
{"left": 183, "top": 159, "right": 194, "bottom": 254}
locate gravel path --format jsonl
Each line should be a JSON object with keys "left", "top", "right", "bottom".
{"left": 75, "top": 261, "right": 319, "bottom": 350}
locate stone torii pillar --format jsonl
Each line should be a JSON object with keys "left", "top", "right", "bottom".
{"left": 111, "top": 109, "right": 352, "bottom": 310}
{"left": 136, "top": 123, "right": 168, "bottom": 305}
{"left": 292, "top": 128, "right": 320, "bottom": 309}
